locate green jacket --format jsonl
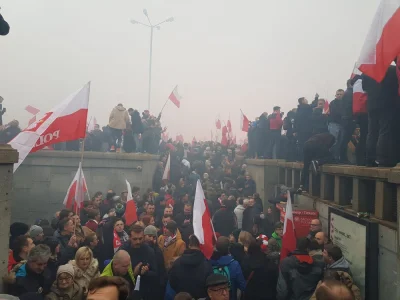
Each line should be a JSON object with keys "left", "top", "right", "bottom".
{"left": 271, "top": 232, "right": 282, "bottom": 250}
{"left": 101, "top": 259, "right": 135, "bottom": 285}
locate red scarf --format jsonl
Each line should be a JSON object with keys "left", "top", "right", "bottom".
{"left": 113, "top": 230, "right": 122, "bottom": 253}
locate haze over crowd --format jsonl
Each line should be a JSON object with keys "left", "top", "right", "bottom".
{"left": 0, "top": 0, "right": 379, "bottom": 140}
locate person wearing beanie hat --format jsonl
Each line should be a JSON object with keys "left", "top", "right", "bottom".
{"left": 9, "top": 222, "right": 29, "bottom": 248}
{"left": 29, "top": 225, "right": 44, "bottom": 243}
{"left": 46, "top": 264, "right": 84, "bottom": 300}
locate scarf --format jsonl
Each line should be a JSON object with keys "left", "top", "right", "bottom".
{"left": 113, "top": 230, "right": 122, "bottom": 253}
{"left": 164, "top": 234, "right": 177, "bottom": 248}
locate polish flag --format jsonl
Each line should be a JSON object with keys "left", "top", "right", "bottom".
{"left": 240, "top": 111, "right": 249, "bottom": 132}
{"left": 25, "top": 105, "right": 40, "bottom": 115}
{"left": 280, "top": 191, "right": 296, "bottom": 261}
{"left": 9, "top": 82, "right": 90, "bottom": 172}
{"left": 168, "top": 85, "right": 181, "bottom": 108}
{"left": 162, "top": 153, "right": 171, "bottom": 181}
{"left": 28, "top": 116, "right": 37, "bottom": 126}
{"left": 63, "top": 162, "right": 88, "bottom": 211}
{"left": 215, "top": 119, "right": 221, "bottom": 130}
{"left": 357, "top": 0, "right": 400, "bottom": 82}
{"left": 125, "top": 180, "right": 137, "bottom": 225}
{"left": 353, "top": 79, "right": 368, "bottom": 114}
{"left": 87, "top": 117, "right": 98, "bottom": 132}
{"left": 193, "top": 180, "right": 215, "bottom": 259}
{"left": 227, "top": 120, "right": 232, "bottom": 132}
{"left": 323, "top": 99, "right": 330, "bottom": 114}
{"left": 221, "top": 126, "right": 228, "bottom": 146}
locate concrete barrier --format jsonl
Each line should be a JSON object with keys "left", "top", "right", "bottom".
{"left": 12, "top": 150, "right": 159, "bottom": 224}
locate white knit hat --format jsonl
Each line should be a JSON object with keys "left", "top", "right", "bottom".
{"left": 57, "top": 264, "right": 74, "bottom": 278}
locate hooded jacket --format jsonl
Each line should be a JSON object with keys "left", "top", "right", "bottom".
{"left": 53, "top": 230, "right": 77, "bottom": 265}
{"left": 157, "top": 231, "right": 186, "bottom": 269}
{"left": 276, "top": 250, "right": 324, "bottom": 300}
{"left": 212, "top": 206, "right": 237, "bottom": 237}
{"left": 210, "top": 253, "right": 246, "bottom": 300}
{"left": 168, "top": 249, "right": 213, "bottom": 299}
{"left": 108, "top": 105, "right": 130, "bottom": 130}
{"left": 68, "top": 259, "right": 100, "bottom": 291}
{"left": 328, "top": 256, "right": 351, "bottom": 274}
{"left": 45, "top": 282, "right": 85, "bottom": 300}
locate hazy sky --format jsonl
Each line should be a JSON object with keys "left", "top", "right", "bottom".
{"left": 0, "top": 0, "right": 379, "bottom": 141}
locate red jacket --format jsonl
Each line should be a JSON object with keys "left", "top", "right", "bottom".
{"left": 268, "top": 112, "right": 283, "bottom": 130}
{"left": 8, "top": 250, "right": 17, "bottom": 272}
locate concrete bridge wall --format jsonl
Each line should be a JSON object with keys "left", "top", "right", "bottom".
{"left": 12, "top": 151, "right": 159, "bottom": 224}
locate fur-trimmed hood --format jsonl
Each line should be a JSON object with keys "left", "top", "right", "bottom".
{"left": 69, "top": 258, "right": 99, "bottom": 279}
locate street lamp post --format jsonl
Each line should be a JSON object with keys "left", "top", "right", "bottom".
{"left": 131, "top": 10, "right": 174, "bottom": 111}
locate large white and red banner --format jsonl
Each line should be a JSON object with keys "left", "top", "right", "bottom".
{"left": 240, "top": 111, "right": 249, "bottom": 132}
{"left": 162, "top": 153, "right": 171, "bottom": 181}
{"left": 9, "top": 82, "right": 90, "bottom": 171}
{"left": 357, "top": 0, "right": 400, "bottom": 82}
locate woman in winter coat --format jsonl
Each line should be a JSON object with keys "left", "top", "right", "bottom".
{"left": 241, "top": 240, "right": 279, "bottom": 300}
{"left": 45, "top": 264, "right": 85, "bottom": 300}
{"left": 68, "top": 247, "right": 100, "bottom": 291}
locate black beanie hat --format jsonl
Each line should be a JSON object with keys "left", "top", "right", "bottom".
{"left": 10, "top": 222, "right": 29, "bottom": 237}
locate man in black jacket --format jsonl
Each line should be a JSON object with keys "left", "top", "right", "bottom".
{"left": 362, "top": 65, "right": 399, "bottom": 167}
{"left": 294, "top": 97, "right": 313, "bottom": 161}
{"left": 276, "top": 237, "right": 324, "bottom": 300}
{"left": 299, "top": 133, "right": 335, "bottom": 192}
{"left": 328, "top": 89, "right": 345, "bottom": 161}
{"left": 120, "top": 224, "right": 158, "bottom": 300}
{"left": 212, "top": 199, "right": 237, "bottom": 237}
{"left": 283, "top": 109, "right": 297, "bottom": 161}
{"left": 0, "top": 13, "right": 10, "bottom": 35}
{"left": 168, "top": 235, "right": 213, "bottom": 299}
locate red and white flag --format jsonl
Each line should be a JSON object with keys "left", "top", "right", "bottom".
{"left": 25, "top": 105, "right": 40, "bottom": 116}
{"left": 193, "top": 180, "right": 215, "bottom": 259}
{"left": 9, "top": 82, "right": 90, "bottom": 172}
{"left": 125, "top": 180, "right": 137, "bottom": 225}
{"left": 353, "top": 78, "right": 368, "bottom": 114}
{"left": 227, "top": 120, "right": 232, "bottom": 132}
{"left": 87, "top": 117, "right": 98, "bottom": 132}
{"left": 113, "top": 230, "right": 122, "bottom": 253}
{"left": 168, "top": 85, "right": 182, "bottom": 108}
{"left": 323, "top": 99, "right": 330, "bottom": 114}
{"left": 221, "top": 126, "right": 228, "bottom": 146}
{"left": 240, "top": 111, "right": 249, "bottom": 132}
{"left": 63, "top": 162, "right": 88, "bottom": 211}
{"left": 215, "top": 119, "right": 221, "bottom": 130}
{"left": 280, "top": 191, "right": 296, "bottom": 261}
{"left": 162, "top": 153, "right": 171, "bottom": 181}
{"left": 357, "top": 0, "right": 400, "bottom": 82}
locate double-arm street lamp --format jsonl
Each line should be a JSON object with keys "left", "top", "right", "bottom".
{"left": 131, "top": 9, "right": 174, "bottom": 111}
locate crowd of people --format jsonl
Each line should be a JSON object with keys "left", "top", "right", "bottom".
{"left": 2, "top": 142, "right": 361, "bottom": 300}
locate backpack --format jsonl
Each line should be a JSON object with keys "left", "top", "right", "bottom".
{"left": 213, "top": 259, "right": 234, "bottom": 284}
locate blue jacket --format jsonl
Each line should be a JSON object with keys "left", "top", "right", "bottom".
{"left": 210, "top": 254, "right": 246, "bottom": 300}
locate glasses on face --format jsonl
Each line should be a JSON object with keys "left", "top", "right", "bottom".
{"left": 209, "top": 285, "right": 230, "bottom": 294}
{"left": 58, "top": 275, "right": 73, "bottom": 282}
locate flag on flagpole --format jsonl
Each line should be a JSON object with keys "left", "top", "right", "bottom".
{"left": 322, "top": 99, "right": 330, "bottom": 114}
{"left": 193, "top": 180, "right": 215, "bottom": 259}
{"left": 215, "top": 119, "right": 221, "bottom": 129}
{"left": 125, "top": 180, "right": 137, "bottom": 225}
{"left": 25, "top": 105, "right": 40, "bottom": 115}
{"left": 63, "top": 162, "right": 88, "bottom": 211}
{"left": 240, "top": 110, "right": 249, "bottom": 132}
{"left": 162, "top": 153, "right": 171, "bottom": 181}
{"left": 280, "top": 191, "right": 297, "bottom": 261}
{"left": 168, "top": 85, "right": 182, "bottom": 108}
{"left": 353, "top": 78, "right": 368, "bottom": 114}
{"left": 9, "top": 82, "right": 90, "bottom": 172}
{"left": 357, "top": 0, "right": 400, "bottom": 82}
{"left": 221, "top": 126, "right": 228, "bottom": 146}
{"left": 87, "top": 117, "right": 97, "bottom": 132}
{"left": 227, "top": 120, "right": 232, "bottom": 132}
